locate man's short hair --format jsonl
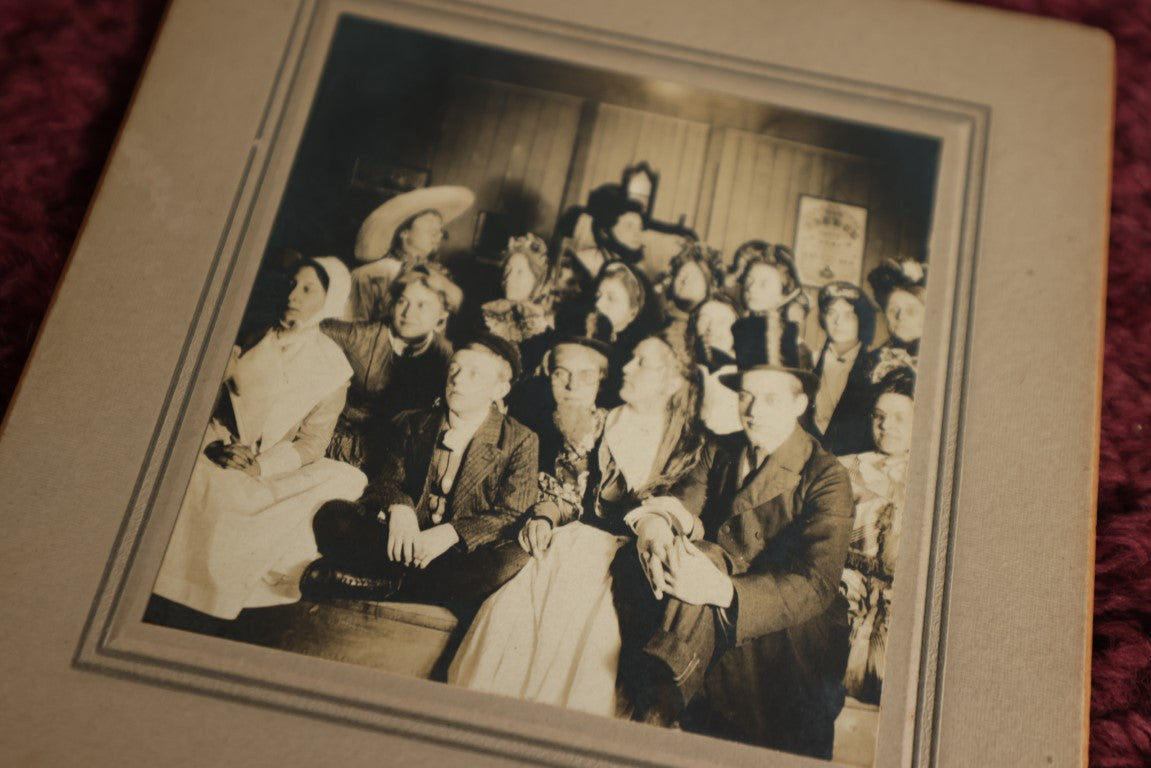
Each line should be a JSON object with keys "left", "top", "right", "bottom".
{"left": 465, "top": 332, "right": 522, "bottom": 384}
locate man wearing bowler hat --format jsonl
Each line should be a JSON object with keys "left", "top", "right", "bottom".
{"left": 614, "top": 321, "right": 855, "bottom": 759}
{"left": 301, "top": 332, "right": 538, "bottom": 605}
{"left": 347, "top": 185, "right": 475, "bottom": 323}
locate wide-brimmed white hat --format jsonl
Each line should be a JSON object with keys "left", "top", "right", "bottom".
{"left": 354, "top": 185, "right": 475, "bottom": 262}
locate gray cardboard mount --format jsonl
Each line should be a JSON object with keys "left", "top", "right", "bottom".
{"left": 0, "top": 0, "right": 1111, "bottom": 766}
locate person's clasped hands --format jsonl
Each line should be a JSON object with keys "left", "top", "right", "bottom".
{"left": 204, "top": 439, "right": 261, "bottom": 477}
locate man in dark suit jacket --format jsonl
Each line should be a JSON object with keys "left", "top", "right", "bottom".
{"left": 810, "top": 342, "right": 874, "bottom": 456}
{"left": 808, "top": 280, "right": 878, "bottom": 456}
{"left": 616, "top": 339, "right": 854, "bottom": 759}
{"left": 302, "top": 334, "right": 538, "bottom": 604}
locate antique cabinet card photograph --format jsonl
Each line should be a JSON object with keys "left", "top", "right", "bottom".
{"left": 0, "top": 1, "right": 1111, "bottom": 766}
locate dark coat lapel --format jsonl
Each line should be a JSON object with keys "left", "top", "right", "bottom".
{"left": 828, "top": 347, "right": 870, "bottom": 420}
{"left": 409, "top": 410, "right": 443, "bottom": 477}
{"left": 726, "top": 428, "right": 812, "bottom": 535}
{"left": 409, "top": 409, "right": 446, "bottom": 519}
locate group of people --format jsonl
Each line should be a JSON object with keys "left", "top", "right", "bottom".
{"left": 150, "top": 181, "right": 929, "bottom": 759}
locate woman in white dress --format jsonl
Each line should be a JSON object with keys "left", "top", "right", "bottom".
{"left": 448, "top": 329, "right": 706, "bottom": 716}
{"left": 839, "top": 365, "right": 916, "bottom": 704}
{"left": 151, "top": 256, "right": 367, "bottom": 621}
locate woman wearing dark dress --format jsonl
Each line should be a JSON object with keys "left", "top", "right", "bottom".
{"left": 321, "top": 265, "right": 461, "bottom": 471}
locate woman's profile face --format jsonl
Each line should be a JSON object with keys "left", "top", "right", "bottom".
{"left": 872, "top": 391, "right": 914, "bottom": 456}
{"left": 282, "top": 266, "right": 327, "bottom": 329}
{"left": 610, "top": 211, "right": 645, "bottom": 251}
{"left": 595, "top": 276, "right": 638, "bottom": 333}
{"left": 885, "top": 289, "right": 925, "bottom": 344}
{"left": 695, "top": 300, "right": 739, "bottom": 354}
{"left": 824, "top": 298, "right": 860, "bottom": 347}
{"left": 672, "top": 261, "right": 709, "bottom": 308}
{"left": 620, "top": 337, "right": 679, "bottom": 407}
{"left": 742, "top": 262, "right": 786, "bottom": 313}
{"left": 502, "top": 252, "right": 537, "bottom": 303}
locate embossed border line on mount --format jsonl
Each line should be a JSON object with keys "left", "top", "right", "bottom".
{"left": 72, "top": 1, "right": 989, "bottom": 766}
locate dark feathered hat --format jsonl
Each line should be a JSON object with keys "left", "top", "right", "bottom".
{"left": 585, "top": 183, "right": 646, "bottom": 233}
{"left": 867, "top": 258, "right": 928, "bottom": 309}
{"left": 721, "top": 313, "right": 819, "bottom": 397}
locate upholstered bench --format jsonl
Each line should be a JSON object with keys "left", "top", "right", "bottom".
{"left": 233, "top": 599, "right": 464, "bottom": 680}
{"left": 234, "top": 599, "right": 878, "bottom": 760}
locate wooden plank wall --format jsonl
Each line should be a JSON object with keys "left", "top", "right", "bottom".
{"left": 702, "top": 129, "right": 909, "bottom": 349}
{"left": 432, "top": 77, "right": 584, "bottom": 251}
{"left": 575, "top": 103, "right": 712, "bottom": 229}
{"left": 705, "top": 129, "right": 878, "bottom": 273}
{"left": 428, "top": 78, "right": 921, "bottom": 350}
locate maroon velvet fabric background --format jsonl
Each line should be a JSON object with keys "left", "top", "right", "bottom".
{"left": 0, "top": 1, "right": 1147, "bottom": 765}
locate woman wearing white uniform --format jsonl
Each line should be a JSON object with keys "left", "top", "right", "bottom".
{"left": 151, "top": 256, "right": 367, "bottom": 621}
{"left": 449, "top": 329, "right": 705, "bottom": 716}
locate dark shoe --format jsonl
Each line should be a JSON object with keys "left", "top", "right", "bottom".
{"left": 632, "top": 682, "right": 685, "bottom": 729}
{"left": 299, "top": 559, "right": 403, "bottom": 602}
{"left": 628, "top": 656, "right": 688, "bottom": 729}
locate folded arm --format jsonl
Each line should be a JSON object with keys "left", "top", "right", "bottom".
{"left": 255, "top": 384, "right": 347, "bottom": 476}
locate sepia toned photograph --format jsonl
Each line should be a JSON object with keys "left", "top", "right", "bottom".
{"left": 141, "top": 13, "right": 940, "bottom": 766}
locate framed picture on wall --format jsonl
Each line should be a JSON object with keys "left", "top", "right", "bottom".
{"left": 793, "top": 195, "right": 868, "bottom": 287}
{"left": 349, "top": 158, "right": 430, "bottom": 196}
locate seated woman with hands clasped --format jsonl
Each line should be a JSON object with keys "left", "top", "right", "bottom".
{"left": 449, "top": 328, "right": 705, "bottom": 716}
{"left": 839, "top": 365, "right": 916, "bottom": 705}
{"left": 151, "top": 257, "right": 367, "bottom": 622}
